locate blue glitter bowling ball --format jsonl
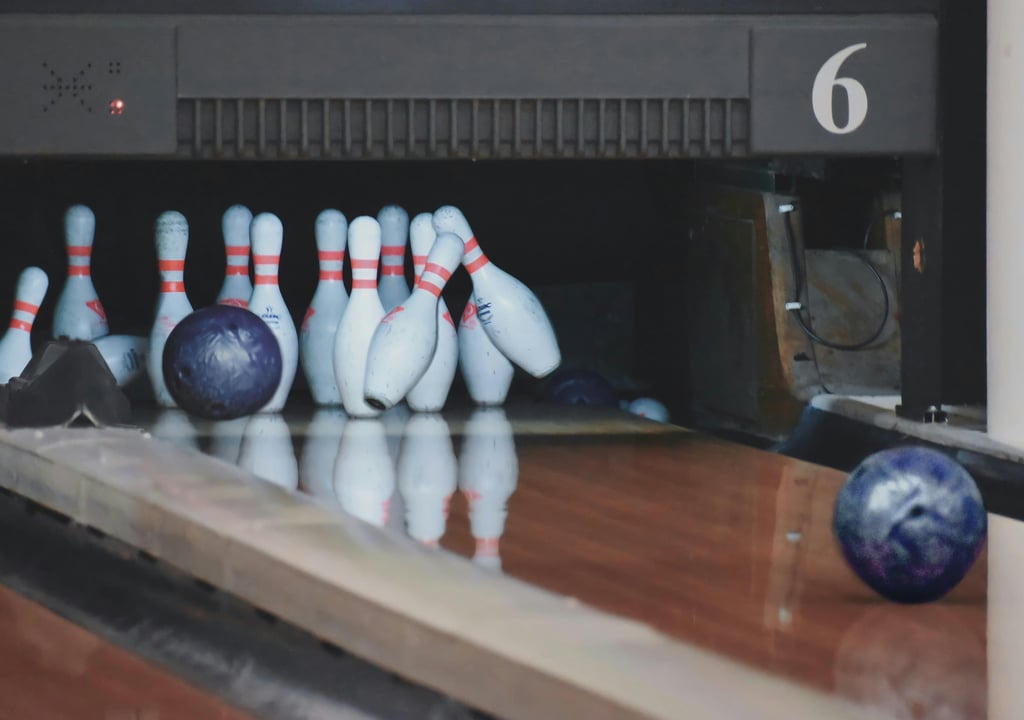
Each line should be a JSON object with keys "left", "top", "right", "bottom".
{"left": 833, "top": 446, "right": 987, "bottom": 604}
{"left": 162, "top": 305, "right": 282, "bottom": 420}
{"left": 543, "top": 368, "right": 617, "bottom": 407}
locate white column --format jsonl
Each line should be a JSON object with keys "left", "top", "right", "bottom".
{"left": 988, "top": 514, "right": 1024, "bottom": 720}
{"left": 988, "top": 0, "right": 1024, "bottom": 447}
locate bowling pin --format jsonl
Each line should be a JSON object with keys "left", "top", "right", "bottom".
{"left": 433, "top": 206, "right": 560, "bottom": 378}
{"left": 300, "top": 408, "right": 348, "bottom": 503}
{"left": 248, "top": 213, "right": 299, "bottom": 413}
{"left": 53, "top": 205, "right": 109, "bottom": 341}
{"left": 238, "top": 413, "right": 299, "bottom": 490}
{"left": 147, "top": 211, "right": 193, "bottom": 408}
{"left": 334, "top": 419, "right": 395, "bottom": 527}
{"left": 333, "top": 217, "right": 385, "bottom": 418}
{"left": 299, "top": 210, "right": 348, "bottom": 406}
{"left": 459, "top": 295, "right": 515, "bottom": 405}
{"left": 406, "top": 214, "right": 459, "bottom": 413}
{"left": 363, "top": 232, "right": 464, "bottom": 411}
{"left": 626, "top": 397, "right": 670, "bottom": 423}
{"left": 377, "top": 205, "right": 411, "bottom": 312}
{"left": 216, "top": 205, "right": 253, "bottom": 308}
{"left": 0, "top": 267, "right": 47, "bottom": 383}
{"left": 459, "top": 408, "right": 518, "bottom": 571}
{"left": 398, "top": 413, "right": 457, "bottom": 546}
{"left": 92, "top": 334, "right": 148, "bottom": 386}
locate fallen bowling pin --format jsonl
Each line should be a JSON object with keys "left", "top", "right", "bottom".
{"left": 92, "top": 334, "right": 148, "bottom": 386}
{"left": 626, "top": 397, "right": 670, "bottom": 423}
{"left": 406, "top": 213, "right": 459, "bottom": 413}
{"left": 333, "top": 217, "right": 386, "bottom": 418}
{"left": 248, "top": 212, "right": 299, "bottom": 413}
{"left": 363, "top": 232, "right": 465, "bottom": 411}
{"left": 53, "top": 204, "right": 109, "bottom": 341}
{"left": 216, "top": 205, "right": 253, "bottom": 308}
{"left": 432, "top": 205, "right": 560, "bottom": 378}
{"left": 377, "top": 205, "right": 411, "bottom": 312}
{"left": 147, "top": 211, "right": 193, "bottom": 408}
{"left": 0, "top": 267, "right": 48, "bottom": 383}
{"left": 300, "top": 209, "right": 348, "bottom": 406}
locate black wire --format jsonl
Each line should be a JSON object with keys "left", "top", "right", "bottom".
{"left": 783, "top": 209, "right": 891, "bottom": 352}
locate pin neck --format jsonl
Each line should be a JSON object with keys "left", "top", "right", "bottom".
{"left": 462, "top": 237, "right": 490, "bottom": 274}
{"left": 318, "top": 250, "right": 345, "bottom": 282}
{"left": 9, "top": 301, "right": 38, "bottom": 333}
{"left": 350, "top": 258, "right": 378, "bottom": 290}
{"left": 253, "top": 254, "right": 280, "bottom": 286}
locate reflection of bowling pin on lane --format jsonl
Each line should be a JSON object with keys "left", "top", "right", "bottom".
{"left": 248, "top": 213, "right": 299, "bottom": 413}
{"left": 92, "top": 335, "right": 148, "bottom": 386}
{"left": 433, "top": 205, "right": 560, "bottom": 379}
{"left": 363, "top": 232, "right": 464, "bottom": 411}
{"left": 300, "top": 210, "right": 348, "bottom": 406}
{"left": 380, "top": 403, "right": 410, "bottom": 536}
{"left": 147, "top": 211, "right": 194, "bottom": 408}
{"left": 150, "top": 409, "right": 200, "bottom": 451}
{"left": 53, "top": 205, "right": 109, "bottom": 341}
{"left": 300, "top": 408, "right": 348, "bottom": 503}
{"left": 333, "top": 217, "right": 385, "bottom": 418}
{"left": 406, "top": 214, "right": 459, "bottom": 413}
{"left": 625, "top": 397, "right": 670, "bottom": 423}
{"left": 207, "top": 416, "right": 248, "bottom": 465}
{"left": 377, "top": 205, "right": 411, "bottom": 312}
{"left": 398, "top": 413, "right": 457, "bottom": 546}
{"left": 216, "top": 205, "right": 253, "bottom": 308}
{"left": 334, "top": 419, "right": 395, "bottom": 527}
{"left": 238, "top": 413, "right": 299, "bottom": 490}
{"left": 0, "top": 267, "right": 47, "bottom": 383}
{"left": 459, "top": 408, "right": 519, "bottom": 571}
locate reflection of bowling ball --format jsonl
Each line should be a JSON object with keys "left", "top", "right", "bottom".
{"left": 543, "top": 369, "right": 617, "bottom": 407}
{"left": 162, "top": 306, "right": 282, "bottom": 420}
{"left": 833, "top": 447, "right": 986, "bottom": 603}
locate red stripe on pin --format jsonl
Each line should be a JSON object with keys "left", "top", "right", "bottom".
{"left": 319, "top": 270, "right": 343, "bottom": 281}
{"left": 161, "top": 281, "right": 185, "bottom": 293}
{"left": 464, "top": 237, "right": 480, "bottom": 252}
{"left": 381, "top": 247, "right": 405, "bottom": 256}
{"left": 352, "top": 279, "right": 376, "bottom": 289}
{"left": 319, "top": 250, "right": 345, "bottom": 262}
{"left": 412, "top": 254, "right": 427, "bottom": 264}
{"left": 9, "top": 319, "right": 31, "bottom": 332}
{"left": 225, "top": 266, "right": 248, "bottom": 276}
{"left": 252, "top": 255, "right": 279, "bottom": 264}
{"left": 464, "top": 255, "right": 488, "bottom": 274}
{"left": 159, "top": 259, "right": 186, "bottom": 271}
{"left": 225, "top": 247, "right": 249, "bottom": 257}
{"left": 351, "top": 259, "right": 378, "bottom": 270}
{"left": 68, "top": 267, "right": 90, "bottom": 276}
{"left": 67, "top": 247, "right": 92, "bottom": 257}
{"left": 419, "top": 280, "right": 442, "bottom": 298}
{"left": 14, "top": 301, "right": 39, "bottom": 314}
{"left": 423, "top": 262, "right": 452, "bottom": 281}
{"left": 254, "top": 275, "right": 278, "bottom": 285}
{"left": 381, "top": 266, "right": 405, "bottom": 276}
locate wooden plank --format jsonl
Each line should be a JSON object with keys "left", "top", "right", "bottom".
{"left": 0, "top": 422, "right": 879, "bottom": 720}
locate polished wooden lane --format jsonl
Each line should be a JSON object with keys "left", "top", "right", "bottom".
{"left": 0, "top": 584, "right": 249, "bottom": 720}
{"left": 0, "top": 403, "right": 992, "bottom": 720}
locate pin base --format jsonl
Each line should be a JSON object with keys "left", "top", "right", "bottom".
{"left": 0, "top": 339, "right": 132, "bottom": 428}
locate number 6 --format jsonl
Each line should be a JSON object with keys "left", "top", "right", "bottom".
{"left": 812, "top": 43, "right": 868, "bottom": 134}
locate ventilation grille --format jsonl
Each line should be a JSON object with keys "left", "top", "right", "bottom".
{"left": 177, "top": 98, "right": 749, "bottom": 160}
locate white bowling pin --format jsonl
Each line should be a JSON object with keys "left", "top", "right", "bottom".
{"left": 0, "top": 267, "right": 48, "bottom": 383}
{"left": 398, "top": 413, "right": 457, "bottom": 546}
{"left": 433, "top": 206, "right": 560, "bottom": 378}
{"left": 333, "top": 217, "right": 385, "bottom": 418}
{"left": 53, "top": 205, "right": 109, "bottom": 341}
{"left": 238, "top": 413, "right": 298, "bottom": 490}
{"left": 377, "top": 205, "right": 411, "bottom": 312}
{"left": 149, "top": 409, "right": 199, "bottom": 451}
{"left": 147, "top": 211, "right": 193, "bottom": 408}
{"left": 363, "top": 232, "right": 464, "bottom": 411}
{"left": 459, "top": 295, "right": 515, "bottom": 405}
{"left": 626, "top": 397, "right": 670, "bottom": 423}
{"left": 92, "top": 334, "right": 148, "bottom": 386}
{"left": 300, "top": 408, "right": 348, "bottom": 503}
{"left": 299, "top": 210, "right": 348, "bottom": 406}
{"left": 216, "top": 205, "right": 253, "bottom": 308}
{"left": 248, "top": 213, "right": 299, "bottom": 413}
{"left": 459, "top": 408, "right": 518, "bottom": 571}
{"left": 334, "top": 419, "right": 395, "bottom": 527}
{"left": 406, "top": 214, "right": 459, "bottom": 413}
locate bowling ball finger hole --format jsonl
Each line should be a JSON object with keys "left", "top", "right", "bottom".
{"left": 909, "top": 505, "right": 925, "bottom": 518}
{"left": 209, "top": 402, "right": 226, "bottom": 415}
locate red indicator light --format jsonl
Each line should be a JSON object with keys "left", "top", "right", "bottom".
{"left": 109, "top": 98, "right": 125, "bottom": 116}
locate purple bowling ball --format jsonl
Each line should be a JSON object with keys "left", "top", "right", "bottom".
{"left": 833, "top": 446, "right": 987, "bottom": 604}
{"left": 543, "top": 368, "right": 617, "bottom": 407}
{"left": 162, "top": 305, "right": 282, "bottom": 420}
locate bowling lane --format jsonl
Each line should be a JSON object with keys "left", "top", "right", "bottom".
{"left": 139, "top": 402, "right": 987, "bottom": 718}
{"left": 0, "top": 583, "right": 250, "bottom": 719}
